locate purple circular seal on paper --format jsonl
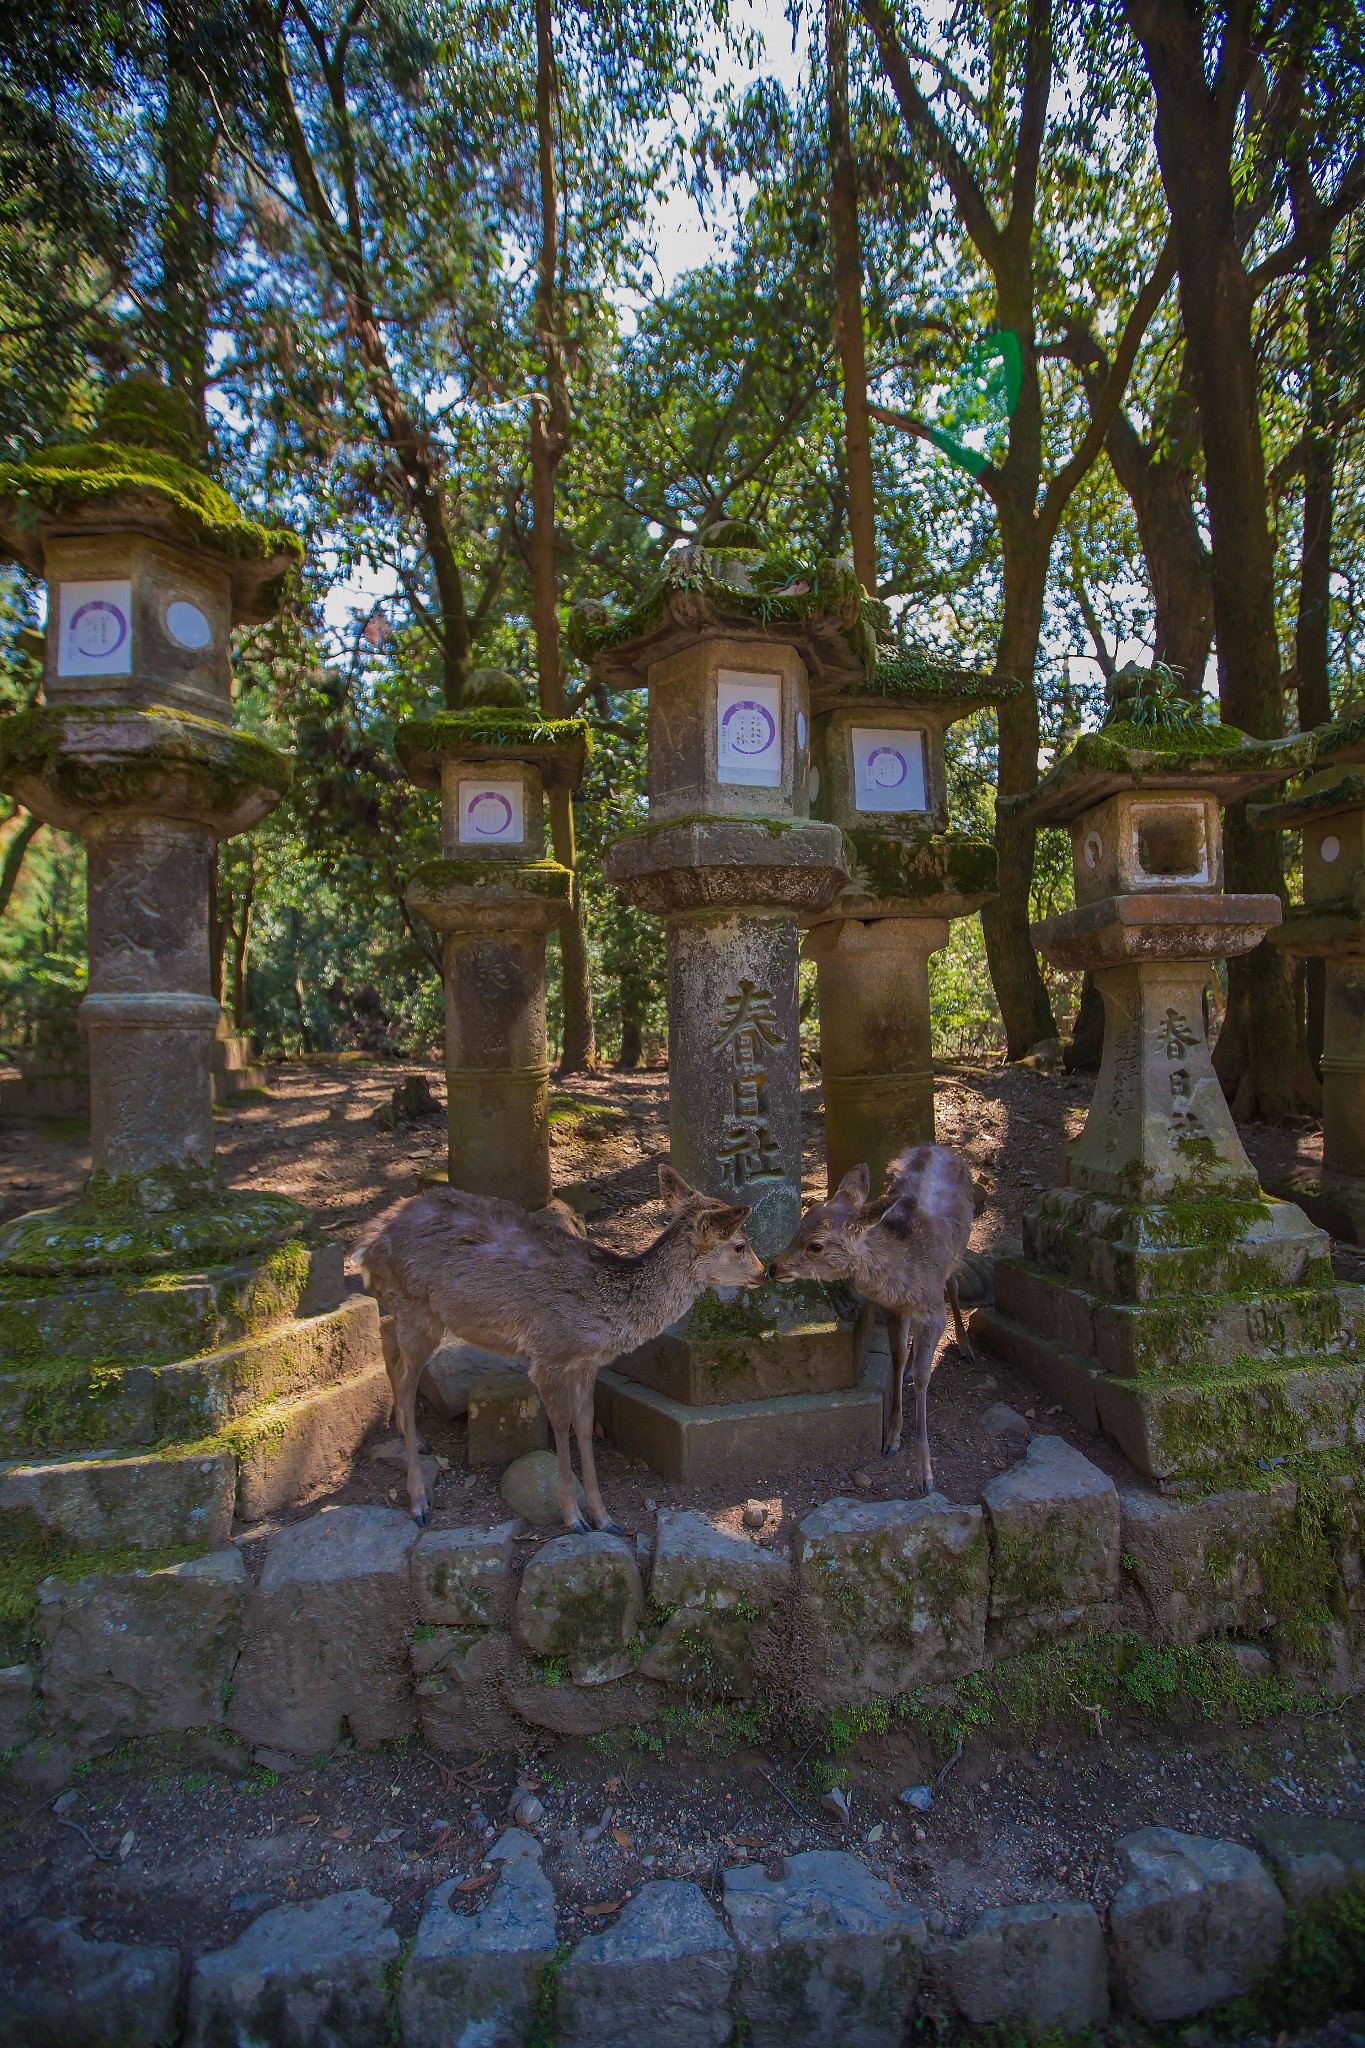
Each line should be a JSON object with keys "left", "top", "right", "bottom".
{"left": 867, "top": 745, "right": 909, "bottom": 789}
{"left": 721, "top": 699, "right": 776, "bottom": 755}
{"left": 468, "top": 790, "right": 514, "bottom": 836}
{"left": 69, "top": 599, "right": 128, "bottom": 659}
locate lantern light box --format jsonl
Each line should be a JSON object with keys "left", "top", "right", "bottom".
{"left": 717, "top": 670, "right": 782, "bottom": 787}
{"left": 851, "top": 725, "right": 928, "bottom": 813}
{"left": 58, "top": 580, "right": 134, "bottom": 676}
{"left": 458, "top": 777, "right": 525, "bottom": 845}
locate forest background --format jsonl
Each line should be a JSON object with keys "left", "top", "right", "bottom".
{"left": 2, "top": 0, "right": 1363, "bottom": 1113}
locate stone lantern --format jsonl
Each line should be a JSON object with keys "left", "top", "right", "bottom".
{"left": 568, "top": 525, "right": 885, "bottom": 1481}
{"left": 972, "top": 676, "right": 1363, "bottom": 1489}
{"left": 803, "top": 649, "right": 1019, "bottom": 1189}
{"left": 0, "top": 378, "right": 387, "bottom": 1593}
{"left": 394, "top": 674, "right": 589, "bottom": 1210}
{"left": 1250, "top": 709, "right": 1365, "bottom": 1242}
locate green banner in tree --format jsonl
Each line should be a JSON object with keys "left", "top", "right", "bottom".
{"left": 924, "top": 331, "right": 1023, "bottom": 477}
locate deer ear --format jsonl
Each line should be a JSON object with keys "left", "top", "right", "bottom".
{"left": 833, "top": 1164, "right": 871, "bottom": 1206}
{"left": 658, "top": 1161, "right": 698, "bottom": 1210}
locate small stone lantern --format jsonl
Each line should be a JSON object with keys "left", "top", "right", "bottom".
{"left": 1250, "top": 708, "right": 1365, "bottom": 1241}
{"left": 972, "top": 674, "right": 1361, "bottom": 1489}
{"left": 394, "top": 675, "right": 589, "bottom": 1209}
{"left": 569, "top": 525, "right": 885, "bottom": 1482}
{"left": 0, "top": 378, "right": 387, "bottom": 1595}
{"left": 803, "top": 649, "right": 1019, "bottom": 1189}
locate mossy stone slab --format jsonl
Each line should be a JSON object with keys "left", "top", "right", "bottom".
{"left": 512, "top": 1531, "right": 644, "bottom": 1686}
{"left": 1022, "top": 1187, "right": 1333, "bottom": 1303}
{"left": 1095, "top": 1359, "right": 1365, "bottom": 1484}
{"left": 0, "top": 1443, "right": 234, "bottom": 1550}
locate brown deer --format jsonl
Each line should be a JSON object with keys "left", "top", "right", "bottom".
{"left": 356, "top": 1164, "right": 764, "bottom": 1532}
{"left": 769, "top": 1144, "right": 976, "bottom": 1491}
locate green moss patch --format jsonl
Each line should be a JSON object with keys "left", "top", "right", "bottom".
{"left": 0, "top": 1188, "right": 309, "bottom": 1280}
{"left": 0, "top": 1510, "right": 204, "bottom": 1661}
{"left": 843, "top": 828, "right": 997, "bottom": 902}
{"left": 0, "top": 441, "right": 301, "bottom": 569}
{"left": 395, "top": 711, "right": 591, "bottom": 764}
{"left": 406, "top": 857, "right": 570, "bottom": 898}
{"left": 0, "top": 703, "right": 293, "bottom": 814}
{"left": 840, "top": 647, "right": 1023, "bottom": 705}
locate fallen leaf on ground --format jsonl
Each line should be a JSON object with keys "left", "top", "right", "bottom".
{"left": 610, "top": 1827, "right": 632, "bottom": 1850}
{"left": 454, "top": 1869, "right": 497, "bottom": 1893}
{"left": 583, "top": 1899, "right": 624, "bottom": 1916}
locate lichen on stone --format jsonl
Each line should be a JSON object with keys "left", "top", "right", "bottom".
{"left": 395, "top": 710, "right": 592, "bottom": 768}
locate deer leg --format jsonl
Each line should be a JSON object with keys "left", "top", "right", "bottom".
{"left": 910, "top": 1304, "right": 948, "bottom": 1494}
{"left": 946, "top": 1274, "right": 976, "bottom": 1361}
{"left": 534, "top": 1372, "right": 587, "bottom": 1533}
{"left": 389, "top": 1302, "right": 441, "bottom": 1527}
{"left": 572, "top": 1376, "right": 619, "bottom": 1534}
{"left": 883, "top": 1310, "right": 910, "bottom": 1456}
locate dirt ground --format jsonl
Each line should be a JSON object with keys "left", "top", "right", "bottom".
{"left": 3, "top": 1058, "right": 1365, "bottom": 2012}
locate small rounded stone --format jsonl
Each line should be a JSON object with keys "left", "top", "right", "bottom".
{"left": 742, "top": 1503, "right": 767, "bottom": 1530}
{"left": 498, "top": 1450, "right": 585, "bottom": 1528}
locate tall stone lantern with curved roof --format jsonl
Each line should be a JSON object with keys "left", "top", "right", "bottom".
{"left": 974, "top": 673, "right": 1365, "bottom": 1492}
{"left": 0, "top": 378, "right": 387, "bottom": 1620}
{"left": 569, "top": 523, "right": 885, "bottom": 1482}
{"left": 394, "top": 672, "right": 589, "bottom": 1210}
{"left": 803, "top": 647, "right": 1019, "bottom": 1190}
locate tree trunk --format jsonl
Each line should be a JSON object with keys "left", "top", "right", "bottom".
{"left": 0, "top": 813, "right": 41, "bottom": 923}
{"left": 1105, "top": 402, "right": 1213, "bottom": 693}
{"left": 160, "top": 0, "right": 215, "bottom": 432}
{"left": 826, "top": 0, "right": 877, "bottom": 594}
{"left": 1298, "top": 253, "right": 1335, "bottom": 1076}
{"left": 618, "top": 1005, "right": 644, "bottom": 1071}
{"left": 531, "top": 0, "right": 594, "bottom": 1076}
{"left": 1125, "top": 0, "right": 1315, "bottom": 1119}
{"left": 231, "top": 854, "right": 256, "bottom": 1031}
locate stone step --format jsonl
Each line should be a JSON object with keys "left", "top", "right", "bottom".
{"left": 1023, "top": 1191, "right": 1331, "bottom": 1302}
{"left": 1093, "top": 1359, "right": 1365, "bottom": 1485}
{"left": 598, "top": 1370, "right": 882, "bottom": 1486}
{"left": 0, "top": 1291, "right": 378, "bottom": 1459}
{"left": 0, "top": 1443, "right": 235, "bottom": 1550}
{"left": 613, "top": 1315, "right": 857, "bottom": 1407}
{"left": 968, "top": 1308, "right": 1102, "bottom": 1432}
{"left": 234, "top": 1361, "right": 392, "bottom": 1523}
{"left": 0, "top": 1238, "right": 343, "bottom": 1367}
{"left": 212, "top": 1064, "right": 267, "bottom": 1100}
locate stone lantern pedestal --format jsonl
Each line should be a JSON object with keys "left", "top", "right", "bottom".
{"left": 1251, "top": 713, "right": 1365, "bottom": 1243}
{"left": 972, "top": 700, "right": 1365, "bottom": 1488}
{"left": 570, "top": 529, "right": 885, "bottom": 1482}
{"left": 803, "top": 652, "right": 1018, "bottom": 1190}
{"left": 394, "top": 682, "right": 588, "bottom": 1210}
{"left": 0, "top": 382, "right": 387, "bottom": 1655}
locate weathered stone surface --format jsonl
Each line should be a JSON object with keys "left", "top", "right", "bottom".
{"left": 412, "top": 1521, "right": 516, "bottom": 1627}
{"left": 421, "top": 1338, "right": 528, "bottom": 1418}
{"left": 641, "top": 1508, "right": 789, "bottom": 1692}
{"left": 0, "top": 1661, "right": 35, "bottom": 1750}
{"left": 235, "top": 1356, "right": 391, "bottom": 1522}
{"left": 603, "top": 1373, "right": 882, "bottom": 1487}
{"left": 1109, "top": 1827, "right": 1285, "bottom": 2021}
{"left": 500, "top": 1449, "right": 584, "bottom": 1527}
{"left": 371, "top": 1435, "right": 439, "bottom": 1496}
{"left": 724, "top": 1849, "right": 925, "bottom": 2048}
{"left": 467, "top": 1369, "right": 549, "bottom": 1464}
{"left": 401, "top": 1828, "right": 557, "bottom": 2048}
{"left": 0, "top": 1445, "right": 234, "bottom": 1549}
{"left": 1254, "top": 1815, "right": 1365, "bottom": 1908}
{"left": 930, "top": 1902, "right": 1109, "bottom": 2032}
{"left": 1097, "top": 1357, "right": 1365, "bottom": 1486}
{"left": 186, "top": 1888, "right": 398, "bottom": 2048}
{"left": 230, "top": 1505, "right": 419, "bottom": 1754}
{"left": 558, "top": 1879, "right": 736, "bottom": 2048}
{"left": 0, "top": 1917, "right": 182, "bottom": 2048}
{"left": 507, "top": 1671, "right": 666, "bottom": 1738}
{"left": 797, "top": 1495, "right": 988, "bottom": 1697}
{"left": 513, "top": 1532, "right": 643, "bottom": 1684}
{"left": 982, "top": 1435, "right": 1120, "bottom": 1643}
{"left": 1119, "top": 1482, "right": 1296, "bottom": 1643}
{"left": 415, "top": 1629, "right": 521, "bottom": 1753}
{"left": 37, "top": 1547, "right": 247, "bottom": 1755}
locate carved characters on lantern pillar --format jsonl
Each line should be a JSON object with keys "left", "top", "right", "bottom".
{"left": 712, "top": 978, "right": 786, "bottom": 1188}
{"left": 1162, "top": 1003, "right": 1201, "bottom": 1135}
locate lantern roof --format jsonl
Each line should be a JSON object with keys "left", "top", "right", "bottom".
{"left": 394, "top": 708, "right": 591, "bottom": 790}
{"left": 1000, "top": 720, "right": 1313, "bottom": 830}
{"left": 814, "top": 645, "right": 1026, "bottom": 717}
{"left": 0, "top": 374, "right": 302, "bottom": 624}
{"left": 1249, "top": 770, "right": 1365, "bottom": 833}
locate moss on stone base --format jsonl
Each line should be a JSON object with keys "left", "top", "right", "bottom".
{"left": 0, "top": 703, "right": 293, "bottom": 818}
{"left": 0, "top": 1508, "right": 204, "bottom": 1662}
{"left": 0, "top": 1187, "right": 309, "bottom": 1279}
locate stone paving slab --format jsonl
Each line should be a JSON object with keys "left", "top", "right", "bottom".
{"left": 401, "top": 1829, "right": 557, "bottom": 2048}
{"left": 601, "top": 1371, "right": 882, "bottom": 1486}
{"left": 186, "top": 1888, "right": 399, "bottom": 2048}
{"left": 558, "top": 1878, "right": 737, "bottom": 2048}
{"left": 1108, "top": 1826, "right": 1285, "bottom": 2022}
{"left": 928, "top": 1900, "right": 1109, "bottom": 2032}
{"left": 0, "top": 1916, "right": 182, "bottom": 2048}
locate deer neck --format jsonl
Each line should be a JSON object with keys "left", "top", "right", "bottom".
{"left": 609, "top": 1218, "right": 712, "bottom": 1350}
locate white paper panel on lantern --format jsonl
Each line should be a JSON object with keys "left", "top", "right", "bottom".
{"left": 717, "top": 672, "right": 783, "bottom": 787}
{"left": 458, "top": 778, "right": 525, "bottom": 845}
{"left": 58, "top": 581, "right": 134, "bottom": 677}
{"left": 851, "top": 726, "right": 928, "bottom": 812}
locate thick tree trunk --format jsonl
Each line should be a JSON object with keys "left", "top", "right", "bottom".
{"left": 160, "top": 0, "right": 214, "bottom": 433}
{"left": 1105, "top": 402, "right": 1213, "bottom": 693}
{"left": 618, "top": 1006, "right": 644, "bottom": 1071}
{"left": 0, "top": 813, "right": 41, "bottom": 923}
{"left": 1298, "top": 256, "right": 1335, "bottom": 1076}
{"left": 531, "top": 0, "right": 594, "bottom": 1075}
{"left": 827, "top": 0, "right": 877, "bottom": 593}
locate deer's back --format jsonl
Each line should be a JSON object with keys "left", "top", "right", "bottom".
{"left": 855, "top": 1144, "right": 975, "bottom": 1314}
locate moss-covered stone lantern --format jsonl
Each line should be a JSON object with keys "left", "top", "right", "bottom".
{"left": 973, "top": 671, "right": 1364, "bottom": 1491}
{"left": 0, "top": 378, "right": 387, "bottom": 1656}
{"left": 568, "top": 524, "right": 885, "bottom": 1482}
{"left": 394, "top": 673, "right": 589, "bottom": 1210}
{"left": 1250, "top": 707, "right": 1365, "bottom": 1242}
{"left": 803, "top": 647, "right": 1020, "bottom": 1189}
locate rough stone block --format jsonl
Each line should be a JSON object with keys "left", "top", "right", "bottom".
{"left": 603, "top": 1372, "right": 882, "bottom": 1486}
{"left": 420, "top": 1339, "right": 528, "bottom": 1419}
{"left": 0, "top": 1917, "right": 181, "bottom": 2048}
{"left": 1096, "top": 1359, "right": 1365, "bottom": 1485}
{"left": 506, "top": 1671, "right": 666, "bottom": 1738}
{"left": 1253, "top": 1815, "right": 1365, "bottom": 1908}
{"left": 186, "top": 1889, "right": 399, "bottom": 2048}
{"left": 797, "top": 1495, "right": 988, "bottom": 1697}
{"left": 724, "top": 1849, "right": 925, "bottom": 2048}
{"left": 982, "top": 1435, "right": 1120, "bottom": 1643}
{"left": 235, "top": 1359, "right": 392, "bottom": 1522}
{"left": 467, "top": 1369, "right": 550, "bottom": 1464}
{"left": 930, "top": 1901, "right": 1109, "bottom": 2031}
{"left": 1119, "top": 1482, "right": 1297, "bottom": 1643}
{"left": 558, "top": 1879, "right": 736, "bottom": 2048}
{"left": 401, "top": 1828, "right": 557, "bottom": 2048}
{"left": 0, "top": 1445, "right": 234, "bottom": 1549}
{"left": 412, "top": 1521, "right": 517, "bottom": 1627}
{"left": 1109, "top": 1826, "right": 1285, "bottom": 2021}
{"left": 615, "top": 1311, "right": 855, "bottom": 1406}
{"left": 641, "top": 1508, "right": 790, "bottom": 1692}
{"left": 415, "top": 1630, "right": 520, "bottom": 1753}
{"left": 513, "top": 1532, "right": 643, "bottom": 1685}
{"left": 37, "top": 1547, "right": 247, "bottom": 1756}
{"left": 0, "top": 1661, "right": 35, "bottom": 1750}
{"left": 230, "top": 1505, "right": 419, "bottom": 1754}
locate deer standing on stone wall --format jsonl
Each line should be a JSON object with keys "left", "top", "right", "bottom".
{"left": 356, "top": 1163, "right": 764, "bottom": 1532}
{"left": 770, "top": 1144, "right": 976, "bottom": 1491}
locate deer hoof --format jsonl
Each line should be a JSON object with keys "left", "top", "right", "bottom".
{"left": 881, "top": 1441, "right": 900, "bottom": 1458}
{"left": 594, "top": 1519, "right": 624, "bottom": 1536}
{"left": 411, "top": 1498, "right": 431, "bottom": 1528}
{"left": 565, "top": 1514, "right": 590, "bottom": 1534}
